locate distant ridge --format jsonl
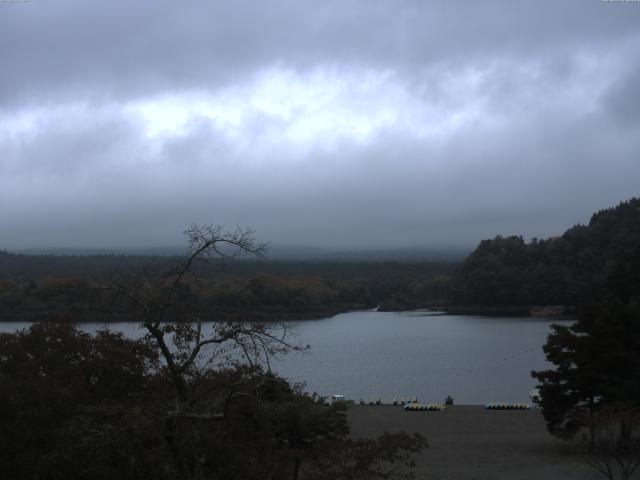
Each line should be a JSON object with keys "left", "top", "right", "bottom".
{"left": 9, "top": 245, "right": 472, "bottom": 262}
{"left": 12, "top": 246, "right": 189, "bottom": 257}
{"left": 265, "top": 245, "right": 471, "bottom": 262}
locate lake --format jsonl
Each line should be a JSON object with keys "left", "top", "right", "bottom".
{"left": 0, "top": 310, "right": 568, "bottom": 405}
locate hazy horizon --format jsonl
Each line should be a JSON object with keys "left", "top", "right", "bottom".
{"left": 2, "top": 1, "right": 639, "bottom": 250}
{"left": 6, "top": 242, "right": 473, "bottom": 262}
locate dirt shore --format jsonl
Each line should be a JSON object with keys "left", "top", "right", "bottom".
{"left": 348, "top": 405, "right": 605, "bottom": 480}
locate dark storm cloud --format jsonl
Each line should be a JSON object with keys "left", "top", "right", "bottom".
{"left": 1, "top": 0, "right": 639, "bottom": 249}
{"left": 2, "top": 0, "right": 639, "bottom": 105}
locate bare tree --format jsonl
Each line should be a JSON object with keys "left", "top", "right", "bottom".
{"left": 576, "top": 408, "right": 640, "bottom": 480}
{"left": 108, "top": 224, "right": 305, "bottom": 409}
{"left": 78, "top": 225, "right": 427, "bottom": 480}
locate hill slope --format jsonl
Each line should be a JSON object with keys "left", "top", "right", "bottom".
{"left": 449, "top": 198, "right": 640, "bottom": 311}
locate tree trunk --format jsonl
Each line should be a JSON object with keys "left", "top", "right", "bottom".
{"left": 292, "top": 457, "right": 301, "bottom": 480}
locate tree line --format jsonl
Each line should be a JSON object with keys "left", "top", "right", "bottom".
{"left": 0, "top": 251, "right": 454, "bottom": 321}
{"left": 448, "top": 198, "right": 640, "bottom": 311}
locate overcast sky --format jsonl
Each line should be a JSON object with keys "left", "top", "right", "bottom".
{"left": 1, "top": 0, "right": 639, "bottom": 251}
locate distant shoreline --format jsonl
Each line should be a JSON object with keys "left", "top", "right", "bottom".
{"left": 444, "top": 304, "right": 576, "bottom": 319}
{"left": 0, "top": 305, "right": 575, "bottom": 324}
{"left": 0, "top": 304, "right": 368, "bottom": 324}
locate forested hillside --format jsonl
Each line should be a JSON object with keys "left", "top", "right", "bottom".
{"left": 449, "top": 198, "right": 640, "bottom": 311}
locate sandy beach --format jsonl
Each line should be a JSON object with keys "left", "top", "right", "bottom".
{"left": 348, "top": 405, "right": 606, "bottom": 480}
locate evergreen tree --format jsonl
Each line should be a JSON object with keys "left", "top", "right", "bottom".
{"left": 532, "top": 300, "right": 640, "bottom": 436}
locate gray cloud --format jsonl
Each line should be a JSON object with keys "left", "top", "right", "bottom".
{"left": 1, "top": 0, "right": 639, "bottom": 250}
{"left": 2, "top": 0, "right": 639, "bottom": 105}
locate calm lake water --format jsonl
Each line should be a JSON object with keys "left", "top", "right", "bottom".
{"left": 0, "top": 310, "right": 569, "bottom": 405}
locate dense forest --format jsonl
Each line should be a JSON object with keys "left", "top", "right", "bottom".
{"left": 448, "top": 198, "right": 640, "bottom": 314}
{"left": 0, "top": 251, "right": 455, "bottom": 321}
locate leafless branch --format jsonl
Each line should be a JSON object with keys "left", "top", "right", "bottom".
{"left": 105, "top": 225, "right": 299, "bottom": 410}
{"left": 577, "top": 408, "right": 640, "bottom": 480}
